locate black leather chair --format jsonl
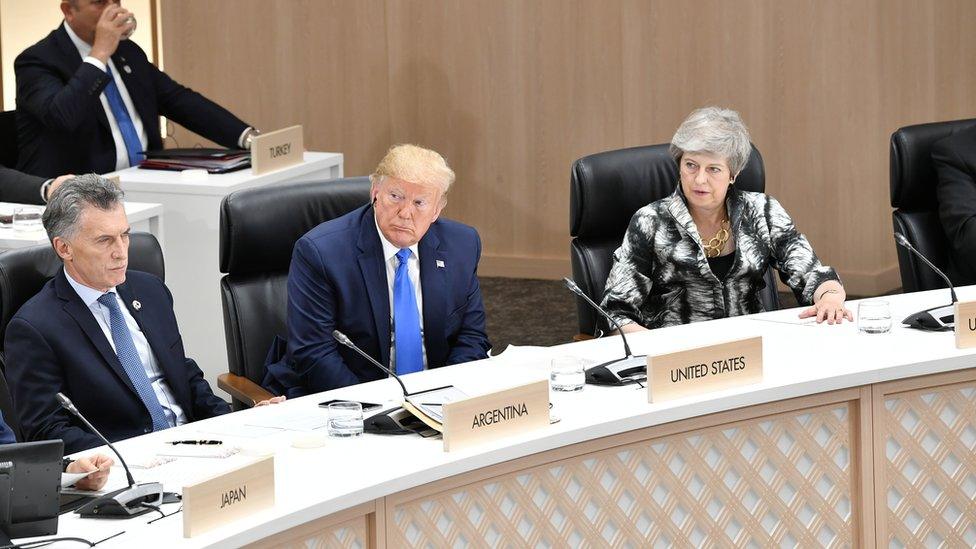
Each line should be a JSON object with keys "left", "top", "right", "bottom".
{"left": 890, "top": 118, "right": 976, "bottom": 293}
{"left": 0, "top": 110, "right": 17, "bottom": 169}
{"left": 219, "top": 176, "right": 372, "bottom": 409}
{"left": 569, "top": 143, "right": 779, "bottom": 337}
{"left": 0, "top": 367, "right": 21, "bottom": 442}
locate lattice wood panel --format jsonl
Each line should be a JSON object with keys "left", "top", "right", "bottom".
{"left": 390, "top": 403, "right": 855, "bottom": 547}
{"left": 883, "top": 382, "right": 976, "bottom": 548}
{"left": 262, "top": 515, "right": 367, "bottom": 549}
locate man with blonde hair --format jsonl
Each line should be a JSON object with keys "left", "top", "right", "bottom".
{"left": 280, "top": 144, "right": 490, "bottom": 392}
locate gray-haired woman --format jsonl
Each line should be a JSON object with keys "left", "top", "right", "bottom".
{"left": 602, "top": 106, "right": 851, "bottom": 332}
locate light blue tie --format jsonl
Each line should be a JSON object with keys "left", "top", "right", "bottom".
{"left": 393, "top": 249, "right": 423, "bottom": 375}
{"left": 103, "top": 66, "right": 144, "bottom": 168}
{"left": 97, "top": 293, "right": 169, "bottom": 431}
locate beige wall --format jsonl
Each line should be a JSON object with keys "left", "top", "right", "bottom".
{"left": 160, "top": 0, "right": 976, "bottom": 295}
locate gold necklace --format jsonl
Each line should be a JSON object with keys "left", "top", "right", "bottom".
{"left": 702, "top": 219, "right": 730, "bottom": 258}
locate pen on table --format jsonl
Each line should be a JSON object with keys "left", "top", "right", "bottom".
{"left": 166, "top": 440, "right": 223, "bottom": 445}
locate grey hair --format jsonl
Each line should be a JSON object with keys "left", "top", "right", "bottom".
{"left": 669, "top": 107, "right": 752, "bottom": 176}
{"left": 42, "top": 174, "right": 125, "bottom": 243}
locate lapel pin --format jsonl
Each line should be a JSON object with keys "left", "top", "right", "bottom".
{"left": 123, "top": 65, "right": 132, "bottom": 74}
{"left": 132, "top": 300, "right": 141, "bottom": 311}
{"left": 436, "top": 260, "right": 445, "bottom": 268}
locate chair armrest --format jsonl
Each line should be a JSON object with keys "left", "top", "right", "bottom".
{"left": 573, "top": 333, "right": 594, "bottom": 342}
{"left": 217, "top": 373, "right": 274, "bottom": 407}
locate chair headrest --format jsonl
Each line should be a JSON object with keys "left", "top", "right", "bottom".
{"left": 219, "top": 176, "right": 372, "bottom": 274}
{"left": 570, "top": 143, "right": 765, "bottom": 239}
{"left": 890, "top": 118, "right": 976, "bottom": 210}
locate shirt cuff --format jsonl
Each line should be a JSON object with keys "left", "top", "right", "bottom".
{"left": 83, "top": 56, "right": 107, "bottom": 73}
{"left": 237, "top": 127, "right": 254, "bottom": 149}
{"left": 40, "top": 179, "right": 53, "bottom": 203}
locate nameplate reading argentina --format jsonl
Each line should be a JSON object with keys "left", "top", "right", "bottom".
{"left": 251, "top": 125, "right": 304, "bottom": 175}
{"left": 647, "top": 336, "right": 763, "bottom": 403}
{"left": 442, "top": 379, "right": 549, "bottom": 452}
{"left": 182, "top": 455, "right": 275, "bottom": 538}
{"left": 955, "top": 301, "right": 976, "bottom": 349}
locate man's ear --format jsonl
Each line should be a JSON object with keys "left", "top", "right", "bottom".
{"left": 52, "top": 236, "right": 72, "bottom": 262}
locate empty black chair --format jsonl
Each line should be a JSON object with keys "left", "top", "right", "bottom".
{"left": 219, "top": 176, "right": 372, "bottom": 409}
{"left": 569, "top": 143, "right": 778, "bottom": 337}
{"left": 0, "top": 110, "right": 17, "bottom": 169}
{"left": 890, "top": 118, "right": 976, "bottom": 293}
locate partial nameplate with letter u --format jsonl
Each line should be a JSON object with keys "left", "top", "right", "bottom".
{"left": 251, "top": 125, "right": 304, "bottom": 175}
{"left": 440, "top": 379, "right": 550, "bottom": 452}
{"left": 182, "top": 455, "right": 274, "bottom": 538}
{"left": 955, "top": 301, "right": 976, "bottom": 349}
{"left": 647, "top": 336, "right": 763, "bottom": 403}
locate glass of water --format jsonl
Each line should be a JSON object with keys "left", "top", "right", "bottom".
{"left": 327, "top": 401, "right": 363, "bottom": 437}
{"left": 858, "top": 299, "right": 891, "bottom": 334}
{"left": 551, "top": 356, "right": 585, "bottom": 392}
{"left": 13, "top": 206, "right": 43, "bottom": 234}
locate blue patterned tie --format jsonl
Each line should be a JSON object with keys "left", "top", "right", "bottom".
{"left": 97, "top": 293, "right": 169, "bottom": 431}
{"left": 103, "top": 66, "right": 144, "bottom": 168}
{"left": 393, "top": 249, "right": 423, "bottom": 375}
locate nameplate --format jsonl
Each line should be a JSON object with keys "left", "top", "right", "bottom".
{"left": 182, "top": 456, "right": 275, "bottom": 538}
{"left": 251, "top": 125, "right": 304, "bottom": 175}
{"left": 647, "top": 336, "right": 763, "bottom": 403}
{"left": 955, "top": 301, "right": 976, "bottom": 348}
{"left": 442, "top": 379, "right": 549, "bottom": 452}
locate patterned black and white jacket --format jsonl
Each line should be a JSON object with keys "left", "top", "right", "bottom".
{"left": 601, "top": 187, "right": 840, "bottom": 329}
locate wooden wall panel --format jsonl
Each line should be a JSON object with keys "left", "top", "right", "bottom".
{"left": 159, "top": 0, "right": 976, "bottom": 295}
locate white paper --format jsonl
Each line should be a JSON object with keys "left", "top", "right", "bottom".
{"left": 244, "top": 409, "right": 329, "bottom": 432}
{"left": 156, "top": 444, "right": 240, "bottom": 459}
{"left": 60, "top": 471, "right": 92, "bottom": 489}
{"left": 196, "top": 424, "right": 285, "bottom": 438}
{"left": 405, "top": 386, "right": 468, "bottom": 423}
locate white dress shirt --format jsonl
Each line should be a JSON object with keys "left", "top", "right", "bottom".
{"left": 63, "top": 21, "right": 149, "bottom": 171}
{"left": 374, "top": 220, "right": 428, "bottom": 370}
{"left": 64, "top": 269, "right": 186, "bottom": 427}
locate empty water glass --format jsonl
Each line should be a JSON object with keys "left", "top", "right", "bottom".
{"left": 858, "top": 299, "right": 891, "bottom": 334}
{"left": 551, "top": 356, "right": 585, "bottom": 392}
{"left": 13, "top": 206, "right": 43, "bottom": 234}
{"left": 327, "top": 401, "right": 363, "bottom": 437}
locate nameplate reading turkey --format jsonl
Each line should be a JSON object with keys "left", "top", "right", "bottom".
{"left": 442, "top": 379, "right": 549, "bottom": 452}
{"left": 182, "top": 456, "right": 274, "bottom": 538}
{"left": 647, "top": 336, "right": 763, "bottom": 403}
{"left": 251, "top": 125, "right": 303, "bottom": 175}
{"left": 955, "top": 301, "right": 976, "bottom": 348}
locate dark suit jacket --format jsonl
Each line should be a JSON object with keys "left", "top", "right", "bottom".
{"left": 14, "top": 25, "right": 250, "bottom": 177}
{"left": 932, "top": 126, "right": 976, "bottom": 285}
{"left": 285, "top": 204, "right": 491, "bottom": 393}
{"left": 0, "top": 166, "right": 44, "bottom": 204}
{"left": 4, "top": 270, "right": 229, "bottom": 453}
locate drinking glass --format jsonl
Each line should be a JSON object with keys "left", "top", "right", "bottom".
{"left": 550, "top": 356, "right": 585, "bottom": 392}
{"left": 12, "top": 206, "right": 43, "bottom": 234}
{"left": 327, "top": 401, "right": 363, "bottom": 437}
{"left": 858, "top": 299, "right": 891, "bottom": 334}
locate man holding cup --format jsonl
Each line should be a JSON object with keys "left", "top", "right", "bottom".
{"left": 13, "top": 0, "right": 258, "bottom": 177}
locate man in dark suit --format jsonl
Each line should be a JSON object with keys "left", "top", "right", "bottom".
{"left": 0, "top": 167, "right": 72, "bottom": 204}
{"left": 14, "top": 1, "right": 256, "bottom": 177}
{"left": 4, "top": 174, "right": 233, "bottom": 453}
{"left": 932, "top": 125, "right": 976, "bottom": 285}
{"left": 282, "top": 144, "right": 491, "bottom": 393}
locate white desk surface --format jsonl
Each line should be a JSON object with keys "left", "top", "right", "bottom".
{"left": 109, "top": 151, "right": 344, "bottom": 196}
{"left": 0, "top": 202, "right": 162, "bottom": 249}
{"left": 39, "top": 286, "right": 976, "bottom": 548}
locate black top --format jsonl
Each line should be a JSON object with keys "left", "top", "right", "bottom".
{"left": 707, "top": 252, "right": 736, "bottom": 281}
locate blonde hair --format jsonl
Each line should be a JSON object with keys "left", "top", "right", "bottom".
{"left": 370, "top": 144, "right": 455, "bottom": 195}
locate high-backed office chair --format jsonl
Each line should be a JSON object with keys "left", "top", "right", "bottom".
{"left": 0, "top": 367, "right": 22, "bottom": 442}
{"left": 0, "top": 110, "right": 17, "bottom": 169}
{"left": 569, "top": 143, "right": 778, "bottom": 337}
{"left": 219, "top": 176, "right": 372, "bottom": 410}
{"left": 890, "top": 118, "right": 976, "bottom": 293}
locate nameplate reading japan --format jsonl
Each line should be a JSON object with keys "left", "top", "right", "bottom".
{"left": 647, "top": 336, "right": 763, "bottom": 403}
{"left": 182, "top": 455, "right": 275, "bottom": 538}
{"left": 251, "top": 125, "right": 304, "bottom": 175}
{"left": 441, "top": 379, "right": 549, "bottom": 452}
{"left": 955, "top": 301, "right": 976, "bottom": 349}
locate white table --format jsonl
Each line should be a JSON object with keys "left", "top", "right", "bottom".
{"left": 109, "top": 152, "right": 344, "bottom": 393}
{"left": 0, "top": 201, "right": 164, "bottom": 250}
{"left": 32, "top": 286, "right": 976, "bottom": 547}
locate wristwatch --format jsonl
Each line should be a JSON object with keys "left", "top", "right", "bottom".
{"left": 243, "top": 128, "right": 260, "bottom": 150}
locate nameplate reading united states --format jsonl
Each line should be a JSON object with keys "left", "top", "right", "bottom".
{"left": 647, "top": 336, "right": 763, "bottom": 403}
{"left": 442, "top": 379, "right": 549, "bottom": 452}
{"left": 955, "top": 301, "right": 976, "bottom": 349}
{"left": 182, "top": 455, "right": 275, "bottom": 538}
{"left": 251, "top": 125, "right": 303, "bottom": 175}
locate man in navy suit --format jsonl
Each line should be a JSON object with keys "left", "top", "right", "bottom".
{"left": 4, "top": 174, "right": 233, "bottom": 453}
{"left": 15, "top": 0, "right": 256, "bottom": 177}
{"left": 284, "top": 144, "right": 491, "bottom": 393}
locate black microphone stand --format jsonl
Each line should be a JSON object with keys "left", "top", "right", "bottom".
{"left": 894, "top": 233, "right": 957, "bottom": 331}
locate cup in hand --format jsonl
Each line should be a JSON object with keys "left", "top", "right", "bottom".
{"left": 12, "top": 206, "right": 43, "bottom": 234}
{"left": 550, "top": 356, "right": 585, "bottom": 392}
{"left": 327, "top": 401, "right": 363, "bottom": 437}
{"left": 121, "top": 15, "right": 138, "bottom": 40}
{"left": 857, "top": 299, "right": 891, "bottom": 334}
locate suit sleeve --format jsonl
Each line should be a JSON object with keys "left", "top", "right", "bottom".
{"left": 933, "top": 141, "right": 976, "bottom": 280}
{"left": 764, "top": 195, "right": 840, "bottom": 305}
{"left": 287, "top": 237, "right": 361, "bottom": 392}
{"left": 445, "top": 229, "right": 491, "bottom": 364}
{"left": 0, "top": 166, "right": 46, "bottom": 205}
{"left": 15, "top": 49, "right": 111, "bottom": 134}
{"left": 4, "top": 317, "right": 101, "bottom": 452}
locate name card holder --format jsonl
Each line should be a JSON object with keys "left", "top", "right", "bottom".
{"left": 251, "top": 125, "right": 304, "bottom": 175}
{"left": 955, "top": 301, "right": 976, "bottom": 349}
{"left": 442, "top": 379, "right": 549, "bottom": 452}
{"left": 647, "top": 336, "right": 763, "bottom": 403}
{"left": 182, "top": 456, "right": 275, "bottom": 538}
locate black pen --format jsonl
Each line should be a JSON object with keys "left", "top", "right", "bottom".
{"left": 167, "top": 440, "right": 222, "bottom": 445}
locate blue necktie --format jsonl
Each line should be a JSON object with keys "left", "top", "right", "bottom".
{"left": 394, "top": 249, "right": 424, "bottom": 375}
{"left": 97, "top": 293, "right": 170, "bottom": 431}
{"left": 103, "top": 66, "right": 143, "bottom": 168}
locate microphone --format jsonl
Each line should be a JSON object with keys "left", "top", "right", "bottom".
{"left": 333, "top": 330, "right": 411, "bottom": 396}
{"left": 563, "top": 277, "right": 648, "bottom": 385}
{"left": 894, "top": 232, "right": 957, "bottom": 331}
{"left": 56, "top": 392, "right": 163, "bottom": 518}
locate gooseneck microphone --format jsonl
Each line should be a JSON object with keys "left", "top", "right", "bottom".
{"left": 56, "top": 392, "right": 163, "bottom": 518}
{"left": 893, "top": 232, "right": 957, "bottom": 331}
{"left": 333, "top": 330, "right": 411, "bottom": 396}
